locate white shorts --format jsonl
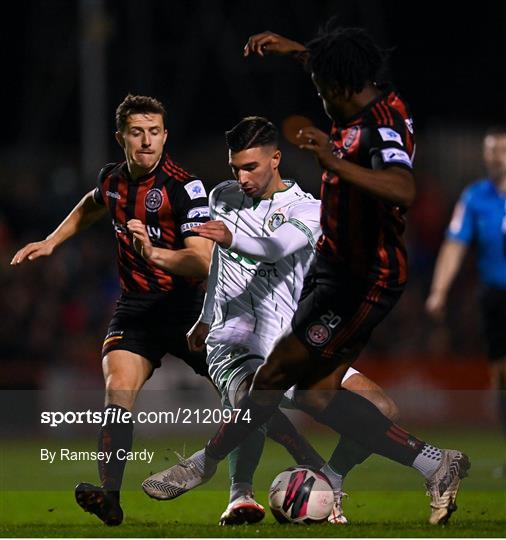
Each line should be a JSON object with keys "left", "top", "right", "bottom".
{"left": 206, "top": 334, "right": 361, "bottom": 406}
{"left": 206, "top": 329, "right": 271, "bottom": 404}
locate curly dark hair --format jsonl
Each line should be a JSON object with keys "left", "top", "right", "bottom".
{"left": 306, "top": 24, "right": 388, "bottom": 94}
{"left": 115, "top": 94, "right": 166, "bottom": 132}
{"left": 225, "top": 116, "right": 279, "bottom": 153}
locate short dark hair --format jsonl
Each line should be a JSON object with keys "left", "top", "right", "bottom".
{"left": 225, "top": 116, "right": 278, "bottom": 152}
{"left": 306, "top": 24, "right": 387, "bottom": 94}
{"left": 115, "top": 94, "right": 166, "bottom": 132}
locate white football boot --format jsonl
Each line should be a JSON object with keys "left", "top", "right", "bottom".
{"left": 142, "top": 449, "right": 217, "bottom": 500}
{"left": 425, "top": 449, "right": 471, "bottom": 525}
{"left": 219, "top": 494, "right": 265, "bottom": 526}
{"left": 327, "top": 490, "right": 348, "bottom": 524}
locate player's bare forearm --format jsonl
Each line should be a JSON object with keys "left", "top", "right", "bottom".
{"left": 426, "top": 240, "right": 468, "bottom": 320}
{"left": 429, "top": 240, "right": 468, "bottom": 297}
{"left": 50, "top": 191, "right": 107, "bottom": 242}
{"left": 327, "top": 158, "right": 416, "bottom": 207}
{"left": 11, "top": 190, "right": 106, "bottom": 265}
{"left": 147, "top": 236, "right": 213, "bottom": 279}
{"left": 297, "top": 127, "right": 415, "bottom": 207}
{"left": 147, "top": 247, "right": 210, "bottom": 278}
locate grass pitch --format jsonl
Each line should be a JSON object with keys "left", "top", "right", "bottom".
{"left": 1, "top": 428, "right": 505, "bottom": 537}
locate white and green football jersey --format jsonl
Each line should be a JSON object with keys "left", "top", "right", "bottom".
{"left": 206, "top": 179, "right": 321, "bottom": 353}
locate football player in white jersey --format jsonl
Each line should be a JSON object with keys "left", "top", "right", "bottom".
{"left": 141, "top": 117, "right": 399, "bottom": 525}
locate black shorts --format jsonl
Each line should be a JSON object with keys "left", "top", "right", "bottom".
{"left": 292, "top": 255, "right": 403, "bottom": 362}
{"left": 102, "top": 290, "right": 208, "bottom": 376}
{"left": 480, "top": 286, "right": 506, "bottom": 361}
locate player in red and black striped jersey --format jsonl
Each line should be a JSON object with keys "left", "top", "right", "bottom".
{"left": 317, "top": 89, "right": 415, "bottom": 288}
{"left": 93, "top": 153, "right": 210, "bottom": 294}
{"left": 293, "top": 86, "right": 416, "bottom": 361}
{"left": 147, "top": 27, "right": 469, "bottom": 526}
{"left": 11, "top": 94, "right": 213, "bottom": 525}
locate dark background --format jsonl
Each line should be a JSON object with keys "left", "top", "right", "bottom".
{"left": 1, "top": 0, "right": 504, "bottom": 391}
{"left": 2, "top": 1, "right": 505, "bottom": 150}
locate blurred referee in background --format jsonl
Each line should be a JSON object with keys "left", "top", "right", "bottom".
{"left": 426, "top": 126, "right": 506, "bottom": 478}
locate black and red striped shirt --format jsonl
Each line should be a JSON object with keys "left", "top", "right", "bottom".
{"left": 317, "top": 85, "right": 415, "bottom": 288}
{"left": 93, "top": 153, "right": 209, "bottom": 293}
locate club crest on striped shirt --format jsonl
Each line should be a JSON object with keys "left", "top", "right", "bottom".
{"left": 306, "top": 323, "right": 330, "bottom": 346}
{"left": 145, "top": 188, "right": 163, "bottom": 212}
{"left": 343, "top": 126, "right": 359, "bottom": 150}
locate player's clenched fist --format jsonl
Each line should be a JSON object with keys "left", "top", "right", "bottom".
{"left": 127, "top": 219, "right": 153, "bottom": 260}
{"left": 243, "top": 31, "right": 306, "bottom": 57}
{"left": 192, "top": 220, "right": 233, "bottom": 248}
{"left": 10, "top": 238, "right": 56, "bottom": 265}
{"left": 186, "top": 320, "right": 209, "bottom": 352}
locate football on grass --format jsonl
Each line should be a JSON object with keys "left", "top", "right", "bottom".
{"left": 268, "top": 466, "right": 334, "bottom": 524}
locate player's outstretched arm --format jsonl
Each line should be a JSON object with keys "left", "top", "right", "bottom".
{"left": 425, "top": 239, "right": 468, "bottom": 321}
{"left": 244, "top": 31, "right": 307, "bottom": 59}
{"left": 193, "top": 220, "right": 313, "bottom": 263}
{"left": 10, "top": 190, "right": 107, "bottom": 265}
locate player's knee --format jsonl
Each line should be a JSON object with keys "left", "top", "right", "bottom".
{"left": 355, "top": 385, "right": 400, "bottom": 421}
{"left": 374, "top": 394, "right": 399, "bottom": 421}
{"left": 292, "top": 388, "right": 334, "bottom": 414}
{"left": 104, "top": 374, "right": 140, "bottom": 410}
{"left": 105, "top": 371, "right": 135, "bottom": 391}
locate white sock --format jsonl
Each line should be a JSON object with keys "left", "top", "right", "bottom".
{"left": 412, "top": 444, "right": 442, "bottom": 479}
{"left": 320, "top": 463, "right": 344, "bottom": 492}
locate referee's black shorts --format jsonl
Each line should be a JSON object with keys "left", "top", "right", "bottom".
{"left": 480, "top": 286, "right": 506, "bottom": 361}
{"left": 102, "top": 289, "right": 208, "bottom": 376}
{"left": 291, "top": 254, "right": 404, "bottom": 362}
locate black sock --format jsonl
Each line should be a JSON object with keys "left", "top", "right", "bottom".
{"left": 313, "top": 390, "right": 424, "bottom": 466}
{"left": 98, "top": 404, "right": 134, "bottom": 494}
{"left": 206, "top": 393, "right": 277, "bottom": 461}
{"left": 328, "top": 436, "right": 372, "bottom": 476}
{"left": 266, "top": 409, "right": 325, "bottom": 469}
